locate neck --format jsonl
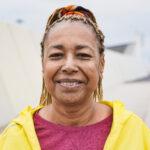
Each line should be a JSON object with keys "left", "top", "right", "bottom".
{"left": 44, "top": 98, "right": 97, "bottom": 126}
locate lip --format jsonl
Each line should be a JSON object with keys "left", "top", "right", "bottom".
{"left": 55, "top": 78, "right": 86, "bottom": 88}
{"left": 55, "top": 79, "right": 85, "bottom": 83}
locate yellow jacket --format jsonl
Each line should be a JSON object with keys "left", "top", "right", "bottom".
{"left": 0, "top": 100, "right": 150, "bottom": 150}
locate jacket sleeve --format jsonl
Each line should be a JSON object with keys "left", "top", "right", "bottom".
{"left": 142, "top": 122, "right": 150, "bottom": 149}
{"left": 0, "top": 124, "right": 32, "bottom": 150}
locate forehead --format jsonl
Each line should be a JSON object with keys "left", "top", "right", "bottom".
{"left": 45, "top": 21, "right": 98, "bottom": 47}
{"left": 49, "top": 20, "right": 94, "bottom": 33}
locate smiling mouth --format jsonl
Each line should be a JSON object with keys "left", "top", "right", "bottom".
{"left": 55, "top": 79, "right": 85, "bottom": 88}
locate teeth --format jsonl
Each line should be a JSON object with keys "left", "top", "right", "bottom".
{"left": 59, "top": 82, "right": 80, "bottom": 87}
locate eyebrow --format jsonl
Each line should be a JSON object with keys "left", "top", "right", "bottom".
{"left": 49, "top": 44, "right": 64, "bottom": 50}
{"left": 75, "top": 44, "right": 94, "bottom": 51}
{"left": 48, "top": 44, "right": 94, "bottom": 52}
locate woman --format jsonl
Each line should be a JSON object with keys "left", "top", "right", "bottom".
{"left": 0, "top": 5, "right": 150, "bottom": 150}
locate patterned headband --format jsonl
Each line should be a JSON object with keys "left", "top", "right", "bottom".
{"left": 45, "top": 5, "right": 97, "bottom": 31}
{"left": 60, "top": 5, "right": 85, "bottom": 17}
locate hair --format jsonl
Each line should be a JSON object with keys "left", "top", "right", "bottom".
{"left": 40, "top": 5, "right": 105, "bottom": 105}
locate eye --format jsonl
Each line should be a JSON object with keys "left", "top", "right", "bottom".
{"left": 77, "top": 53, "right": 92, "bottom": 60}
{"left": 49, "top": 53, "right": 64, "bottom": 60}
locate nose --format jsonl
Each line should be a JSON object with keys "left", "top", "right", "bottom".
{"left": 61, "top": 55, "right": 78, "bottom": 74}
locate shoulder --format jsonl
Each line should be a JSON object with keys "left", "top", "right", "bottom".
{"left": 120, "top": 113, "right": 150, "bottom": 148}
{"left": 125, "top": 112, "right": 150, "bottom": 133}
{"left": 0, "top": 122, "right": 22, "bottom": 137}
{"left": 0, "top": 105, "right": 43, "bottom": 149}
{"left": 101, "top": 100, "right": 150, "bottom": 130}
{"left": 97, "top": 98, "right": 150, "bottom": 150}
{"left": 0, "top": 105, "right": 42, "bottom": 134}
{"left": 111, "top": 100, "right": 150, "bottom": 138}
{"left": 0, "top": 122, "right": 26, "bottom": 149}
{"left": 103, "top": 100, "right": 150, "bottom": 148}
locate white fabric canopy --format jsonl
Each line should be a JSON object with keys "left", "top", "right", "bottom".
{"left": 0, "top": 22, "right": 150, "bottom": 129}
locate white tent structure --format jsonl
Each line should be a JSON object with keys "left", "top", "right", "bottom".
{"left": 0, "top": 22, "right": 150, "bottom": 131}
{"left": 0, "top": 22, "right": 42, "bottom": 129}
{"left": 103, "top": 51, "right": 150, "bottom": 123}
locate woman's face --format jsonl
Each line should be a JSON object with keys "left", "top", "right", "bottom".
{"left": 43, "top": 21, "right": 104, "bottom": 105}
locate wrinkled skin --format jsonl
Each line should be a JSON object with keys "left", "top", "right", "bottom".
{"left": 43, "top": 21, "right": 104, "bottom": 106}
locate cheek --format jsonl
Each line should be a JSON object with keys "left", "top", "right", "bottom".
{"left": 43, "top": 61, "right": 60, "bottom": 91}
{"left": 80, "top": 61, "right": 99, "bottom": 86}
{"left": 43, "top": 59, "right": 61, "bottom": 74}
{"left": 90, "top": 64, "right": 99, "bottom": 82}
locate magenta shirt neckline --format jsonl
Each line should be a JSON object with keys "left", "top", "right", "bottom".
{"left": 34, "top": 111, "right": 113, "bottom": 132}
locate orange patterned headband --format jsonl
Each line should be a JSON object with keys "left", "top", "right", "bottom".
{"left": 45, "top": 5, "right": 97, "bottom": 29}
{"left": 60, "top": 5, "right": 85, "bottom": 17}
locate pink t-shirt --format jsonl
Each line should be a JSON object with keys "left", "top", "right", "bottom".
{"left": 33, "top": 112, "right": 112, "bottom": 150}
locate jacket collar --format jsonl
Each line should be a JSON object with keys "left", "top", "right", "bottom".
{"left": 12, "top": 100, "right": 132, "bottom": 150}
{"left": 12, "top": 105, "right": 44, "bottom": 150}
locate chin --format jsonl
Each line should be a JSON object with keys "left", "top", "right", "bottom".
{"left": 53, "top": 93, "right": 87, "bottom": 106}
